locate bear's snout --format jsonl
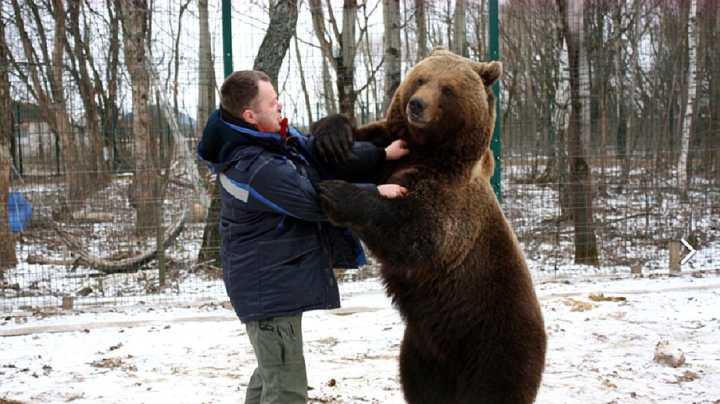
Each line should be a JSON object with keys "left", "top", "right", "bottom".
{"left": 407, "top": 97, "right": 426, "bottom": 121}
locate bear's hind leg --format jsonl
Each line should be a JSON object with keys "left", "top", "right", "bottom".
{"left": 399, "top": 329, "right": 453, "bottom": 404}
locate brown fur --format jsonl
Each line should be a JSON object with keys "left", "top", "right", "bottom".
{"left": 473, "top": 148, "right": 495, "bottom": 181}
{"left": 317, "top": 49, "right": 546, "bottom": 404}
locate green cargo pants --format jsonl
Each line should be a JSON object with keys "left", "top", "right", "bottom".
{"left": 244, "top": 314, "right": 307, "bottom": 404}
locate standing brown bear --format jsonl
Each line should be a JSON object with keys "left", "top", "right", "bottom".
{"left": 314, "top": 49, "right": 547, "bottom": 404}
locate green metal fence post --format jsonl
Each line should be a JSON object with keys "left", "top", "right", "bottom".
{"left": 222, "top": 0, "right": 233, "bottom": 78}
{"left": 488, "top": 0, "right": 502, "bottom": 201}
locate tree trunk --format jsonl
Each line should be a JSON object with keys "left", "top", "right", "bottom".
{"left": 11, "top": 0, "right": 87, "bottom": 208}
{"left": 294, "top": 34, "right": 314, "bottom": 126}
{"left": 172, "top": 1, "right": 191, "bottom": 117}
{"left": 361, "top": 3, "right": 380, "bottom": 120}
{"left": 710, "top": 3, "right": 720, "bottom": 183}
{"left": 452, "top": 0, "right": 467, "bottom": 57}
{"left": 614, "top": 2, "right": 629, "bottom": 184}
{"left": 308, "top": 0, "right": 357, "bottom": 119}
{"left": 196, "top": 0, "right": 215, "bottom": 142}
{"left": 598, "top": 82, "right": 608, "bottom": 194}
{"left": 383, "top": 0, "right": 401, "bottom": 111}
{"left": 198, "top": 182, "right": 221, "bottom": 267}
{"left": 118, "top": 0, "right": 160, "bottom": 236}
{"left": 338, "top": 0, "right": 357, "bottom": 118}
{"left": 28, "top": 211, "right": 187, "bottom": 274}
{"left": 0, "top": 3, "right": 18, "bottom": 271}
{"left": 558, "top": 0, "right": 599, "bottom": 266}
{"left": 554, "top": 26, "right": 571, "bottom": 218}
{"left": 50, "top": 0, "right": 87, "bottom": 207}
{"left": 322, "top": 57, "right": 337, "bottom": 115}
{"left": 105, "top": 0, "right": 121, "bottom": 169}
{"left": 68, "top": 1, "right": 109, "bottom": 188}
{"left": 253, "top": 0, "right": 298, "bottom": 89}
{"left": 414, "top": 0, "right": 427, "bottom": 62}
{"left": 678, "top": 0, "right": 697, "bottom": 198}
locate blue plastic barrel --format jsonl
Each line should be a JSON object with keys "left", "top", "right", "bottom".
{"left": 8, "top": 192, "right": 32, "bottom": 233}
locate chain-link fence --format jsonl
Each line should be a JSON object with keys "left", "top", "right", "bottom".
{"left": 1, "top": 0, "right": 719, "bottom": 312}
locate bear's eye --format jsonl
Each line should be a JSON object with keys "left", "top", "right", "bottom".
{"left": 415, "top": 78, "right": 426, "bottom": 86}
{"left": 442, "top": 86, "right": 454, "bottom": 97}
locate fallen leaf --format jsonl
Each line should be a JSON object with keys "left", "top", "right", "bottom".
{"left": 602, "top": 378, "right": 617, "bottom": 389}
{"left": 562, "top": 298, "right": 595, "bottom": 312}
{"left": 674, "top": 370, "right": 700, "bottom": 383}
{"left": 589, "top": 293, "right": 626, "bottom": 302}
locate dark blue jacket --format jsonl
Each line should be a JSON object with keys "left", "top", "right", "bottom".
{"left": 198, "top": 109, "right": 383, "bottom": 322}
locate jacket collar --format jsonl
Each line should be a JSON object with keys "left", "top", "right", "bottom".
{"left": 219, "top": 106, "right": 303, "bottom": 146}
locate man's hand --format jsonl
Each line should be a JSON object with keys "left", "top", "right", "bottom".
{"left": 377, "top": 184, "right": 408, "bottom": 199}
{"left": 311, "top": 114, "right": 354, "bottom": 163}
{"left": 385, "top": 139, "right": 409, "bottom": 161}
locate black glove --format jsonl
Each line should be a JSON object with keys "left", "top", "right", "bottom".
{"left": 311, "top": 114, "right": 354, "bottom": 163}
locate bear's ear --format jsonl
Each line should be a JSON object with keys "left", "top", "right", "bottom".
{"left": 474, "top": 61, "right": 503, "bottom": 87}
{"left": 429, "top": 47, "right": 453, "bottom": 58}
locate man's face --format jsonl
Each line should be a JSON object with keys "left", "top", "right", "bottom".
{"left": 244, "top": 80, "right": 282, "bottom": 132}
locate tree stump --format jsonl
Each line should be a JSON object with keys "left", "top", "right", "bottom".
{"left": 62, "top": 296, "right": 74, "bottom": 310}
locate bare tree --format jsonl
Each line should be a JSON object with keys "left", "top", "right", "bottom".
{"left": 383, "top": 0, "right": 401, "bottom": 110}
{"left": 468, "top": 0, "right": 486, "bottom": 60}
{"left": 67, "top": 1, "right": 109, "bottom": 185}
{"left": 309, "top": 0, "right": 358, "bottom": 119}
{"left": 553, "top": 20, "right": 571, "bottom": 218}
{"left": 172, "top": 0, "right": 192, "bottom": 117}
{"left": 195, "top": 0, "right": 221, "bottom": 266}
{"left": 10, "top": 0, "right": 90, "bottom": 207}
{"left": 414, "top": 0, "right": 428, "bottom": 61}
{"left": 321, "top": 56, "right": 337, "bottom": 114}
{"left": 103, "top": 0, "right": 122, "bottom": 165}
{"left": 613, "top": 0, "right": 629, "bottom": 184}
{"left": 294, "top": 33, "right": 314, "bottom": 126}
{"left": 0, "top": 0, "right": 18, "bottom": 271}
{"left": 709, "top": 0, "right": 720, "bottom": 181}
{"left": 196, "top": 0, "right": 222, "bottom": 267}
{"left": 196, "top": 0, "right": 215, "bottom": 141}
{"left": 558, "top": 0, "right": 599, "bottom": 265}
{"left": 117, "top": 0, "right": 161, "bottom": 236}
{"left": 360, "top": 1, "right": 381, "bottom": 120}
{"left": 254, "top": 0, "right": 299, "bottom": 89}
{"left": 452, "top": 0, "right": 467, "bottom": 56}
{"left": 49, "top": 0, "right": 85, "bottom": 204}
{"left": 678, "top": 0, "right": 697, "bottom": 198}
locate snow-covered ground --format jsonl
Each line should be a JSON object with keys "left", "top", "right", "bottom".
{"left": 2, "top": 273, "right": 720, "bottom": 404}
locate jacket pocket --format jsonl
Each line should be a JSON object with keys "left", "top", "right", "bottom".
{"left": 222, "top": 249, "right": 261, "bottom": 316}
{"left": 258, "top": 236, "right": 320, "bottom": 269}
{"left": 257, "top": 236, "right": 325, "bottom": 313}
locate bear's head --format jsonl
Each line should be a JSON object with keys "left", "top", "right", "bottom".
{"left": 386, "top": 49, "right": 502, "bottom": 166}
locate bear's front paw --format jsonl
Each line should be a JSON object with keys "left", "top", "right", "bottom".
{"left": 317, "top": 180, "right": 367, "bottom": 227}
{"left": 311, "top": 114, "right": 354, "bottom": 163}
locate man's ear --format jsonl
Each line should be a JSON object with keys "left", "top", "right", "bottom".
{"left": 242, "top": 109, "right": 256, "bottom": 124}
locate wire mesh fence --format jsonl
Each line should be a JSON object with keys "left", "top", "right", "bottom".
{"left": 1, "top": 0, "right": 719, "bottom": 312}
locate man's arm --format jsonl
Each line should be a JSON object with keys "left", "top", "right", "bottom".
{"left": 221, "top": 155, "right": 327, "bottom": 221}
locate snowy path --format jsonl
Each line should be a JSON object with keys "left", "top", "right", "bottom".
{"left": 1, "top": 275, "right": 720, "bottom": 403}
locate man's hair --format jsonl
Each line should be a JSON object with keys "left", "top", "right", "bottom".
{"left": 220, "top": 70, "right": 271, "bottom": 117}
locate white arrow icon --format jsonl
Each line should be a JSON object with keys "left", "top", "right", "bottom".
{"left": 680, "top": 238, "right": 697, "bottom": 265}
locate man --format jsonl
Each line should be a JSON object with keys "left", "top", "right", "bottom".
{"left": 197, "top": 70, "right": 408, "bottom": 404}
